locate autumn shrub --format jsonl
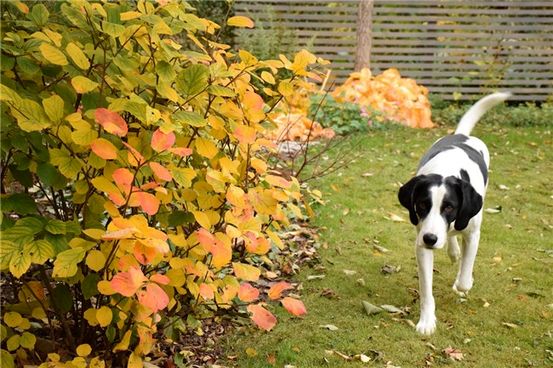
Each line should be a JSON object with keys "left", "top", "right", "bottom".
{"left": 0, "top": 1, "right": 324, "bottom": 366}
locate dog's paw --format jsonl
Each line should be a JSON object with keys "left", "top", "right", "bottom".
{"left": 415, "top": 315, "right": 437, "bottom": 336}
{"left": 452, "top": 278, "right": 473, "bottom": 296}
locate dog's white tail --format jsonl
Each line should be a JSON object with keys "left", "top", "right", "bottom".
{"left": 455, "top": 92, "right": 512, "bottom": 135}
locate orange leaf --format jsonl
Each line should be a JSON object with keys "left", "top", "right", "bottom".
{"left": 108, "top": 191, "right": 126, "bottom": 206}
{"left": 247, "top": 304, "right": 277, "bottom": 331}
{"left": 133, "top": 241, "right": 158, "bottom": 265}
{"left": 197, "top": 229, "right": 231, "bottom": 269}
{"left": 169, "top": 147, "right": 192, "bottom": 157}
{"left": 234, "top": 125, "right": 256, "bottom": 145}
{"left": 268, "top": 281, "right": 292, "bottom": 300}
{"left": 149, "top": 162, "right": 172, "bottom": 182}
{"left": 199, "top": 283, "right": 214, "bottom": 300}
{"left": 102, "top": 227, "right": 136, "bottom": 240}
{"left": 122, "top": 142, "right": 145, "bottom": 166}
{"left": 112, "top": 168, "right": 133, "bottom": 195}
{"left": 227, "top": 15, "right": 254, "bottom": 28}
{"left": 111, "top": 267, "right": 147, "bottom": 297}
{"left": 150, "top": 273, "right": 170, "bottom": 285}
{"left": 281, "top": 297, "right": 307, "bottom": 316}
{"left": 95, "top": 108, "right": 128, "bottom": 137}
{"left": 90, "top": 138, "right": 118, "bottom": 160}
{"left": 134, "top": 192, "right": 160, "bottom": 216}
{"left": 137, "top": 282, "right": 169, "bottom": 313}
{"left": 151, "top": 129, "right": 175, "bottom": 152}
{"left": 238, "top": 283, "right": 259, "bottom": 302}
{"left": 233, "top": 262, "right": 260, "bottom": 282}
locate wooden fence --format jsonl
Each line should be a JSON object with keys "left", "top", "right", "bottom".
{"left": 234, "top": 0, "right": 553, "bottom": 101}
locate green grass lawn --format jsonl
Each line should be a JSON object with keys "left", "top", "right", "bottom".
{"left": 226, "top": 124, "right": 553, "bottom": 367}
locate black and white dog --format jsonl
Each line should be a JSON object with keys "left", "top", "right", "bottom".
{"left": 398, "top": 92, "right": 511, "bottom": 335}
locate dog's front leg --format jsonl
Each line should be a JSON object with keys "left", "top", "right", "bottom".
{"left": 416, "top": 246, "right": 436, "bottom": 335}
{"left": 453, "top": 229, "right": 480, "bottom": 295}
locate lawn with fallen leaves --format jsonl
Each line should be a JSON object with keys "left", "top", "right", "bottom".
{"left": 226, "top": 123, "right": 553, "bottom": 367}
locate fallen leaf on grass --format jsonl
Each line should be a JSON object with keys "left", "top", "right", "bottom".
{"left": 502, "top": 322, "right": 519, "bottom": 329}
{"left": 381, "top": 264, "right": 401, "bottom": 274}
{"left": 307, "top": 274, "right": 325, "bottom": 281}
{"left": 362, "top": 301, "right": 383, "bottom": 315}
{"left": 485, "top": 206, "right": 502, "bottom": 214}
{"left": 353, "top": 353, "right": 371, "bottom": 363}
{"left": 386, "top": 213, "right": 406, "bottom": 222}
{"left": 361, "top": 172, "right": 374, "bottom": 177}
{"left": 320, "top": 288, "right": 339, "bottom": 299}
{"left": 373, "top": 244, "right": 391, "bottom": 253}
{"left": 343, "top": 269, "right": 357, "bottom": 276}
{"left": 245, "top": 347, "right": 257, "bottom": 357}
{"left": 443, "top": 347, "right": 464, "bottom": 361}
{"left": 380, "top": 304, "right": 405, "bottom": 314}
{"left": 498, "top": 184, "right": 510, "bottom": 190}
{"left": 320, "top": 324, "right": 339, "bottom": 331}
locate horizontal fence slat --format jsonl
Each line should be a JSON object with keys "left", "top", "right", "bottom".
{"left": 314, "top": 46, "right": 553, "bottom": 55}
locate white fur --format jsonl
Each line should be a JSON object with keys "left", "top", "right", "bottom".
{"left": 410, "top": 92, "right": 510, "bottom": 335}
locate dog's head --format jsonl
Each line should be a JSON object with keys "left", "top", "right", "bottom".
{"left": 398, "top": 174, "right": 483, "bottom": 249}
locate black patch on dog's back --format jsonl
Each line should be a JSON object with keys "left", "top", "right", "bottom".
{"left": 418, "top": 134, "right": 488, "bottom": 183}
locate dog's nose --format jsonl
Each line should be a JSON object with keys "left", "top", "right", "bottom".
{"left": 423, "top": 233, "right": 438, "bottom": 247}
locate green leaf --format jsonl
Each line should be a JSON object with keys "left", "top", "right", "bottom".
{"left": 156, "top": 60, "right": 176, "bottom": 82}
{"left": 42, "top": 94, "right": 65, "bottom": 123}
{"left": 176, "top": 64, "right": 209, "bottom": 96}
{"left": 28, "top": 4, "right": 49, "bottom": 26}
{"left": 82, "top": 273, "right": 100, "bottom": 300}
{"left": 24, "top": 239, "right": 54, "bottom": 264}
{"left": 52, "top": 247, "right": 86, "bottom": 278}
{"left": 51, "top": 284, "right": 73, "bottom": 313}
{"left": 37, "top": 162, "right": 66, "bottom": 189}
{"left": 45, "top": 219, "right": 66, "bottom": 235}
{"left": 5, "top": 336, "right": 19, "bottom": 352}
{"left": 14, "top": 99, "right": 51, "bottom": 132}
{"left": 1, "top": 193, "right": 37, "bottom": 215}
{"left": 0, "top": 241, "right": 21, "bottom": 270}
{"left": 173, "top": 111, "right": 206, "bottom": 127}
{"left": 102, "top": 22, "right": 125, "bottom": 38}
{"left": 16, "top": 57, "right": 40, "bottom": 76}
{"left": 14, "top": 217, "right": 44, "bottom": 234}
{"left": 168, "top": 211, "right": 194, "bottom": 227}
{"left": 9, "top": 248, "right": 32, "bottom": 278}
{"left": 19, "top": 332, "right": 36, "bottom": 350}
{"left": 44, "top": 234, "right": 69, "bottom": 255}
{"left": 49, "top": 148, "right": 83, "bottom": 179}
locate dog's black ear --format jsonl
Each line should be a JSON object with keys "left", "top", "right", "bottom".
{"left": 454, "top": 179, "right": 483, "bottom": 231}
{"left": 398, "top": 176, "right": 424, "bottom": 225}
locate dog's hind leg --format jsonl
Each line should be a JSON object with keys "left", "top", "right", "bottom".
{"left": 416, "top": 246, "right": 436, "bottom": 335}
{"left": 447, "top": 235, "right": 461, "bottom": 264}
{"left": 453, "top": 229, "right": 480, "bottom": 296}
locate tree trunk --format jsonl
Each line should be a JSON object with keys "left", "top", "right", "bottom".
{"left": 354, "top": 0, "right": 374, "bottom": 71}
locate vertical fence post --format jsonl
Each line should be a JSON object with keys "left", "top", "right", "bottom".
{"left": 354, "top": 0, "right": 374, "bottom": 71}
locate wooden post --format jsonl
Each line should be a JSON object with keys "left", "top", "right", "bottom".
{"left": 354, "top": 0, "right": 374, "bottom": 71}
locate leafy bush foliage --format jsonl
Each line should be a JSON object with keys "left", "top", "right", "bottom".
{"left": 432, "top": 99, "right": 553, "bottom": 127}
{"left": 0, "top": 1, "right": 322, "bottom": 366}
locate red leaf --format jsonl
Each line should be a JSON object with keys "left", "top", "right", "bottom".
{"left": 112, "top": 168, "right": 134, "bottom": 195}
{"left": 169, "top": 147, "right": 192, "bottom": 157}
{"left": 247, "top": 304, "right": 277, "bottom": 331}
{"left": 281, "top": 297, "right": 307, "bottom": 316}
{"left": 95, "top": 108, "right": 128, "bottom": 137}
{"left": 137, "top": 282, "right": 169, "bottom": 313}
{"left": 111, "top": 267, "right": 147, "bottom": 297}
{"left": 151, "top": 129, "right": 175, "bottom": 152}
{"left": 149, "top": 162, "right": 172, "bottom": 182}
{"left": 238, "top": 283, "right": 259, "bottom": 302}
{"left": 90, "top": 138, "right": 118, "bottom": 160}
{"left": 134, "top": 192, "right": 160, "bottom": 216}
{"left": 268, "top": 281, "right": 292, "bottom": 300}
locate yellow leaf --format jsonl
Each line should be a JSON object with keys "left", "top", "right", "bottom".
{"left": 39, "top": 43, "right": 68, "bottom": 65}
{"left": 113, "top": 330, "right": 132, "bottom": 352}
{"left": 71, "top": 76, "right": 99, "bottom": 94}
{"left": 195, "top": 137, "right": 218, "bottom": 159}
{"left": 232, "top": 262, "right": 261, "bottom": 282}
{"left": 261, "top": 71, "right": 275, "bottom": 85}
{"left": 52, "top": 247, "right": 86, "bottom": 278}
{"left": 84, "top": 308, "right": 99, "bottom": 326}
{"left": 71, "top": 122, "right": 97, "bottom": 146}
{"left": 120, "top": 11, "right": 142, "bottom": 21}
{"left": 97, "top": 280, "right": 116, "bottom": 295}
{"left": 86, "top": 250, "right": 106, "bottom": 272}
{"left": 66, "top": 42, "right": 90, "bottom": 70}
{"left": 42, "top": 94, "right": 64, "bottom": 122}
{"left": 127, "top": 352, "right": 142, "bottom": 368}
{"left": 76, "top": 343, "right": 92, "bottom": 357}
{"left": 83, "top": 228, "right": 104, "bottom": 240}
{"left": 193, "top": 211, "right": 211, "bottom": 229}
{"left": 96, "top": 306, "right": 112, "bottom": 327}
{"left": 227, "top": 15, "right": 254, "bottom": 28}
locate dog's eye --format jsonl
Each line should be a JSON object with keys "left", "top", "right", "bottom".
{"left": 417, "top": 202, "right": 427, "bottom": 210}
{"left": 444, "top": 205, "right": 454, "bottom": 213}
